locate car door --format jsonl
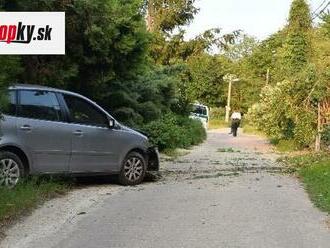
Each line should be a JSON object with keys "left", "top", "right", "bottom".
{"left": 61, "top": 93, "right": 121, "bottom": 173}
{"left": 16, "top": 89, "right": 72, "bottom": 173}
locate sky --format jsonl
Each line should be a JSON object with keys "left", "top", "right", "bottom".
{"left": 185, "top": 0, "right": 328, "bottom": 41}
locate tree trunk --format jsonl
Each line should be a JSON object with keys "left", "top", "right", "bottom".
{"left": 146, "top": 0, "right": 155, "bottom": 32}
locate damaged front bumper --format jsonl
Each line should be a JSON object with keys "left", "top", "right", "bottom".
{"left": 147, "top": 146, "right": 160, "bottom": 171}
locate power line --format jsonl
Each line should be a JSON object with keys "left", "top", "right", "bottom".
{"left": 312, "top": 0, "right": 327, "bottom": 15}
{"left": 312, "top": 1, "right": 330, "bottom": 20}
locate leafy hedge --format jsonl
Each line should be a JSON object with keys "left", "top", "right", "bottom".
{"left": 209, "top": 107, "right": 225, "bottom": 120}
{"left": 246, "top": 79, "right": 318, "bottom": 148}
{"left": 322, "top": 125, "right": 330, "bottom": 147}
{"left": 141, "top": 113, "right": 206, "bottom": 151}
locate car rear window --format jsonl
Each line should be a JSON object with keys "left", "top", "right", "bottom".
{"left": 18, "top": 90, "right": 62, "bottom": 121}
{"left": 193, "top": 105, "right": 207, "bottom": 116}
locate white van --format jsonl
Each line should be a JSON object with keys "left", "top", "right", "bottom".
{"left": 190, "top": 103, "right": 210, "bottom": 129}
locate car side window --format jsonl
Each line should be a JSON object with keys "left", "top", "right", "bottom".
{"left": 63, "top": 94, "right": 108, "bottom": 128}
{"left": 2, "top": 90, "right": 17, "bottom": 116}
{"left": 18, "top": 90, "right": 62, "bottom": 121}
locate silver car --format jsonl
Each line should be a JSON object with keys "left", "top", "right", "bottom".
{"left": 0, "top": 84, "right": 159, "bottom": 187}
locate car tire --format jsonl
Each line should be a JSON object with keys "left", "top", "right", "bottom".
{"left": 118, "top": 151, "right": 146, "bottom": 186}
{"left": 0, "top": 151, "right": 25, "bottom": 188}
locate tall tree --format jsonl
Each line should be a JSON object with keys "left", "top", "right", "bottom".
{"left": 246, "top": 0, "right": 328, "bottom": 147}
{"left": 282, "top": 0, "right": 312, "bottom": 77}
{"left": 187, "top": 54, "right": 231, "bottom": 107}
{"left": 0, "top": 0, "right": 187, "bottom": 126}
{"left": 223, "top": 34, "right": 258, "bottom": 61}
{"left": 146, "top": 0, "right": 198, "bottom": 33}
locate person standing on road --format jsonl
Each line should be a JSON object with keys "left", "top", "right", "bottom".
{"left": 230, "top": 111, "right": 242, "bottom": 137}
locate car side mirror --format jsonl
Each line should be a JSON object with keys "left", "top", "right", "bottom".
{"left": 108, "top": 118, "right": 115, "bottom": 129}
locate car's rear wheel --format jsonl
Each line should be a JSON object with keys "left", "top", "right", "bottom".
{"left": 0, "top": 151, "right": 25, "bottom": 188}
{"left": 119, "top": 151, "right": 146, "bottom": 186}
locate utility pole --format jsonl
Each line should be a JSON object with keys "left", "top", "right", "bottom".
{"left": 315, "top": 102, "right": 321, "bottom": 152}
{"left": 225, "top": 79, "right": 232, "bottom": 123}
{"left": 224, "top": 74, "right": 240, "bottom": 123}
{"left": 266, "top": 68, "right": 270, "bottom": 85}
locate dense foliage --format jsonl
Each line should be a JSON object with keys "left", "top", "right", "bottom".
{"left": 145, "top": 0, "right": 198, "bottom": 32}
{"left": 246, "top": 0, "right": 330, "bottom": 148}
{"left": 186, "top": 1, "right": 328, "bottom": 150}
{"left": 0, "top": 56, "right": 22, "bottom": 113}
{"left": 322, "top": 125, "right": 330, "bottom": 147}
{"left": 186, "top": 54, "right": 229, "bottom": 106}
{"left": 282, "top": 0, "right": 312, "bottom": 76}
{"left": 2, "top": 0, "right": 153, "bottom": 122}
{"left": 142, "top": 113, "right": 206, "bottom": 150}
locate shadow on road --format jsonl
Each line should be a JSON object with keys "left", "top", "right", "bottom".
{"left": 72, "top": 172, "right": 162, "bottom": 188}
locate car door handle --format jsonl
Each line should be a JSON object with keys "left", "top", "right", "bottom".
{"left": 20, "top": 125, "right": 32, "bottom": 131}
{"left": 73, "top": 130, "right": 83, "bottom": 136}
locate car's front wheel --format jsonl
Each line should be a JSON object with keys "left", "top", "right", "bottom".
{"left": 119, "top": 151, "right": 146, "bottom": 186}
{"left": 0, "top": 151, "right": 25, "bottom": 188}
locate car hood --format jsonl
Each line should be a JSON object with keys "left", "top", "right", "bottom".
{"left": 119, "top": 124, "right": 148, "bottom": 139}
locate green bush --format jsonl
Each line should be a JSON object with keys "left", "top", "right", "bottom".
{"left": 246, "top": 79, "right": 318, "bottom": 148}
{"left": 141, "top": 113, "right": 206, "bottom": 151}
{"left": 276, "top": 139, "right": 298, "bottom": 152}
{"left": 113, "top": 107, "right": 144, "bottom": 127}
{"left": 208, "top": 119, "right": 229, "bottom": 129}
{"left": 210, "top": 107, "right": 225, "bottom": 120}
{"left": 322, "top": 125, "right": 330, "bottom": 147}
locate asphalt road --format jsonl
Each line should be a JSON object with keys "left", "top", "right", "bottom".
{"left": 2, "top": 129, "right": 330, "bottom": 248}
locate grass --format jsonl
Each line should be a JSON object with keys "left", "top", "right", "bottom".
{"left": 242, "top": 124, "right": 265, "bottom": 136}
{"left": 0, "top": 176, "right": 70, "bottom": 236}
{"left": 163, "top": 148, "right": 190, "bottom": 159}
{"left": 271, "top": 139, "right": 298, "bottom": 153}
{"left": 217, "top": 147, "right": 241, "bottom": 153}
{"left": 208, "top": 119, "right": 229, "bottom": 130}
{"left": 283, "top": 153, "right": 330, "bottom": 213}
{"left": 193, "top": 171, "right": 240, "bottom": 179}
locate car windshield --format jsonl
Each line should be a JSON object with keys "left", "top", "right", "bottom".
{"left": 192, "top": 105, "right": 207, "bottom": 117}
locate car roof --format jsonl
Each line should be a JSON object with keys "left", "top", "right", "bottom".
{"left": 9, "top": 84, "right": 81, "bottom": 97}
{"left": 9, "top": 84, "right": 112, "bottom": 117}
{"left": 193, "top": 103, "right": 208, "bottom": 108}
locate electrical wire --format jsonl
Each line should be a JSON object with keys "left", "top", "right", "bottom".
{"left": 312, "top": 0, "right": 330, "bottom": 20}
{"left": 312, "top": 0, "right": 327, "bottom": 15}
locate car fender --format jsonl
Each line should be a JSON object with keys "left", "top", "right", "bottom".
{"left": 0, "top": 142, "right": 35, "bottom": 173}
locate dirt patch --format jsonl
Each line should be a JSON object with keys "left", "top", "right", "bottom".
{"left": 192, "top": 171, "right": 240, "bottom": 179}
{"left": 326, "top": 218, "right": 330, "bottom": 229}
